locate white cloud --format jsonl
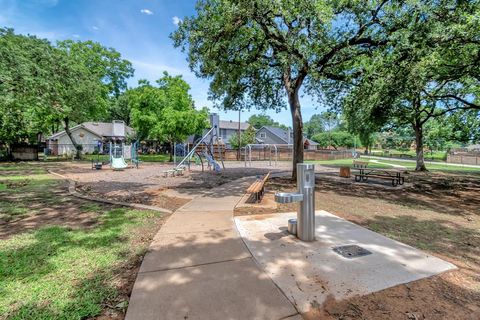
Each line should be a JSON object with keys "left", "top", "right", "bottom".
{"left": 140, "top": 9, "right": 154, "bottom": 15}
{"left": 92, "top": 25, "right": 99, "bottom": 31}
{"left": 172, "top": 16, "right": 182, "bottom": 26}
{"left": 72, "top": 34, "right": 80, "bottom": 38}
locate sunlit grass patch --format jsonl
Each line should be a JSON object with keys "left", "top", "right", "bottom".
{"left": 0, "top": 208, "right": 161, "bottom": 319}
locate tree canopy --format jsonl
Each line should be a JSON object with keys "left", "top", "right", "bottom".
{"left": 342, "top": 1, "right": 480, "bottom": 170}
{"left": 129, "top": 73, "right": 209, "bottom": 160}
{"left": 247, "top": 114, "right": 288, "bottom": 130}
{"left": 0, "top": 30, "right": 135, "bottom": 157}
{"left": 172, "top": 0, "right": 404, "bottom": 177}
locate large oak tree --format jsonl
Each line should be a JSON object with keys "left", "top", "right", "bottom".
{"left": 172, "top": 0, "right": 403, "bottom": 178}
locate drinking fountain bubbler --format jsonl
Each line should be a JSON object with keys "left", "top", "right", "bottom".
{"left": 274, "top": 163, "right": 316, "bottom": 241}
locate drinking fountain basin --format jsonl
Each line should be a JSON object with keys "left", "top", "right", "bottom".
{"left": 274, "top": 192, "right": 304, "bottom": 204}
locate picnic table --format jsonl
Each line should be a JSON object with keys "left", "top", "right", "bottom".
{"left": 354, "top": 167, "right": 405, "bottom": 187}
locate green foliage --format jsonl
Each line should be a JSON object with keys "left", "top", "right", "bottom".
{"left": 0, "top": 29, "right": 134, "bottom": 146}
{"left": 341, "top": 1, "right": 480, "bottom": 169}
{"left": 129, "top": 72, "right": 209, "bottom": 143}
{"left": 312, "top": 131, "right": 358, "bottom": 149}
{"left": 171, "top": 0, "right": 404, "bottom": 176}
{"left": 303, "top": 114, "right": 325, "bottom": 139}
{"left": 247, "top": 114, "right": 288, "bottom": 130}
{"left": 106, "top": 92, "right": 132, "bottom": 125}
{"left": 0, "top": 28, "right": 63, "bottom": 143}
{"left": 57, "top": 40, "right": 134, "bottom": 98}
{"left": 229, "top": 126, "right": 256, "bottom": 149}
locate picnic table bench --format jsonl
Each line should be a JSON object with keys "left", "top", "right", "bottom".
{"left": 353, "top": 160, "right": 369, "bottom": 168}
{"left": 246, "top": 172, "right": 271, "bottom": 203}
{"left": 354, "top": 168, "right": 404, "bottom": 187}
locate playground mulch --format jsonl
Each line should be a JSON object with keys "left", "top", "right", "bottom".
{"left": 58, "top": 162, "right": 275, "bottom": 212}
{"left": 265, "top": 170, "right": 480, "bottom": 320}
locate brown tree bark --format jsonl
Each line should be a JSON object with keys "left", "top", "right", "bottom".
{"left": 169, "top": 140, "right": 174, "bottom": 162}
{"left": 63, "top": 117, "right": 81, "bottom": 159}
{"left": 413, "top": 118, "right": 427, "bottom": 171}
{"left": 288, "top": 89, "right": 304, "bottom": 180}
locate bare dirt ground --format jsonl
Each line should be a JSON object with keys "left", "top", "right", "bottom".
{"left": 264, "top": 169, "right": 480, "bottom": 320}
{"left": 55, "top": 161, "right": 281, "bottom": 211}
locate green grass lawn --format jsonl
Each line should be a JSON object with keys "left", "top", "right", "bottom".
{"left": 0, "top": 164, "right": 164, "bottom": 319}
{"left": 309, "top": 158, "right": 480, "bottom": 173}
{"left": 82, "top": 153, "right": 171, "bottom": 163}
{"left": 369, "top": 149, "right": 447, "bottom": 161}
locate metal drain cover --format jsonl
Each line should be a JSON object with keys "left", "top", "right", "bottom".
{"left": 333, "top": 245, "right": 372, "bottom": 259}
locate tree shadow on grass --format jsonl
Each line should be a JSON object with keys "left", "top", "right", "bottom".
{"left": 308, "top": 174, "right": 480, "bottom": 217}
{"left": 0, "top": 208, "right": 157, "bottom": 319}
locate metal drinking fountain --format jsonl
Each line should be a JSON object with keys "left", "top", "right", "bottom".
{"left": 275, "top": 163, "right": 316, "bottom": 241}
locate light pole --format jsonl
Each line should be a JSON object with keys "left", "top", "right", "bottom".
{"left": 237, "top": 109, "right": 241, "bottom": 160}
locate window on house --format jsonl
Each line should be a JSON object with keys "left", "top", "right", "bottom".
{"left": 220, "top": 129, "right": 227, "bottom": 138}
{"left": 259, "top": 132, "right": 266, "bottom": 138}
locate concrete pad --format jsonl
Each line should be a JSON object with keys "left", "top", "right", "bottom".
{"left": 177, "top": 196, "right": 243, "bottom": 212}
{"left": 235, "top": 211, "right": 456, "bottom": 313}
{"left": 161, "top": 211, "right": 234, "bottom": 233}
{"left": 126, "top": 258, "right": 297, "bottom": 320}
{"left": 140, "top": 229, "right": 251, "bottom": 272}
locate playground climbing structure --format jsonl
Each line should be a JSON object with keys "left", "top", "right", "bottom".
{"left": 175, "top": 114, "right": 224, "bottom": 173}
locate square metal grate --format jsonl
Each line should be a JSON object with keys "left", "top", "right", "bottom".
{"left": 333, "top": 245, "right": 372, "bottom": 259}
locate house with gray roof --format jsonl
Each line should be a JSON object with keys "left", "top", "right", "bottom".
{"left": 47, "top": 120, "right": 134, "bottom": 155}
{"left": 188, "top": 118, "right": 251, "bottom": 148}
{"left": 255, "top": 126, "right": 319, "bottom": 150}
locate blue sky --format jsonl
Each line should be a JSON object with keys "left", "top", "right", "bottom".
{"left": 0, "top": 0, "right": 326, "bottom": 126}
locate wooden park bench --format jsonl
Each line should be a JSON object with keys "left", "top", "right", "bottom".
{"left": 246, "top": 172, "right": 271, "bottom": 203}
{"left": 354, "top": 168, "right": 405, "bottom": 187}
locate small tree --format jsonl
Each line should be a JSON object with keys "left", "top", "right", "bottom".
{"left": 130, "top": 73, "right": 209, "bottom": 161}
{"left": 228, "top": 126, "right": 255, "bottom": 149}
{"left": 247, "top": 114, "right": 288, "bottom": 130}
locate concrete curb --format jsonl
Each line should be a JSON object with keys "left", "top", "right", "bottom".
{"left": 48, "top": 170, "right": 173, "bottom": 214}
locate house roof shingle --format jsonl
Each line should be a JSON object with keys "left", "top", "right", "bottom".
{"left": 218, "top": 120, "right": 250, "bottom": 130}
{"left": 48, "top": 121, "right": 134, "bottom": 140}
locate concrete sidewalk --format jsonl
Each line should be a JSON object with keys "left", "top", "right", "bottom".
{"left": 126, "top": 176, "right": 300, "bottom": 320}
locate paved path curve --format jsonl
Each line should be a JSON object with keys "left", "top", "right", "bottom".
{"left": 126, "top": 176, "right": 301, "bottom": 320}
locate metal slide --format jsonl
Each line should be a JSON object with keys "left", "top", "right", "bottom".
{"left": 202, "top": 150, "right": 221, "bottom": 172}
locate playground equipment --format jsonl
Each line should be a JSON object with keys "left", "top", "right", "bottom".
{"left": 131, "top": 141, "right": 140, "bottom": 168}
{"left": 109, "top": 142, "right": 128, "bottom": 170}
{"left": 275, "top": 163, "right": 316, "bottom": 241}
{"left": 91, "top": 153, "right": 103, "bottom": 170}
{"left": 244, "top": 144, "right": 278, "bottom": 167}
{"left": 175, "top": 114, "right": 224, "bottom": 173}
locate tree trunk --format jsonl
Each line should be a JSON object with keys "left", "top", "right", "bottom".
{"left": 169, "top": 140, "right": 174, "bottom": 162}
{"left": 413, "top": 119, "right": 427, "bottom": 171}
{"left": 288, "top": 90, "right": 304, "bottom": 180}
{"left": 63, "top": 117, "right": 81, "bottom": 159}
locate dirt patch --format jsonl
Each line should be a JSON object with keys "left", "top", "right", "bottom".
{"left": 57, "top": 162, "right": 277, "bottom": 211}
{"left": 315, "top": 274, "right": 480, "bottom": 320}
{"left": 0, "top": 178, "right": 114, "bottom": 239}
{"left": 264, "top": 171, "right": 480, "bottom": 319}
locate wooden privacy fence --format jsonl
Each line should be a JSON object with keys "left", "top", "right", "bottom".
{"left": 222, "top": 147, "right": 352, "bottom": 162}
{"left": 447, "top": 153, "right": 480, "bottom": 165}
